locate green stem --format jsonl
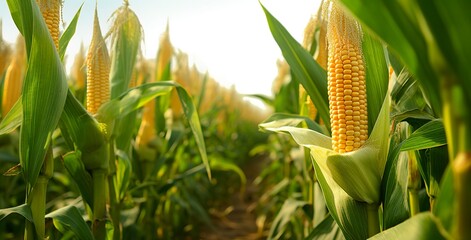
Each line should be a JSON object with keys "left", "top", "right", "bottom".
{"left": 408, "top": 190, "right": 420, "bottom": 216}
{"left": 25, "top": 177, "right": 48, "bottom": 240}
{"left": 452, "top": 152, "right": 471, "bottom": 240}
{"left": 92, "top": 170, "right": 107, "bottom": 240}
{"left": 107, "top": 142, "right": 122, "bottom": 240}
{"left": 367, "top": 203, "right": 380, "bottom": 237}
{"left": 24, "top": 145, "right": 53, "bottom": 240}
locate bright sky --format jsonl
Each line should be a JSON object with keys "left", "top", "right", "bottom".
{"left": 0, "top": 0, "right": 321, "bottom": 103}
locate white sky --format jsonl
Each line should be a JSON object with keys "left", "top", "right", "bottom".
{"left": 0, "top": 0, "right": 321, "bottom": 102}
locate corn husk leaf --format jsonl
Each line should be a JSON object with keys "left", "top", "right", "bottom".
{"left": 109, "top": 4, "right": 142, "bottom": 99}
{"left": 369, "top": 212, "right": 446, "bottom": 240}
{"left": 60, "top": 90, "right": 108, "bottom": 171}
{"left": 261, "top": 96, "right": 390, "bottom": 204}
{"left": 7, "top": 0, "right": 68, "bottom": 189}
{"left": 305, "top": 214, "right": 345, "bottom": 240}
{"left": 62, "top": 151, "right": 93, "bottom": 209}
{"left": 45, "top": 205, "right": 93, "bottom": 240}
{"left": 313, "top": 157, "right": 368, "bottom": 239}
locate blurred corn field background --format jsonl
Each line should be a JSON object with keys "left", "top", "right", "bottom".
{"left": 1, "top": 0, "right": 471, "bottom": 239}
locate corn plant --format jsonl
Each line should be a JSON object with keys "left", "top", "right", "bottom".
{"left": 258, "top": 0, "right": 468, "bottom": 239}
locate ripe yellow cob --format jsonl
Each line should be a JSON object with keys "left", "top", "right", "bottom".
{"left": 327, "top": 3, "right": 367, "bottom": 153}
{"left": 86, "top": 9, "right": 110, "bottom": 114}
{"left": 2, "top": 35, "right": 26, "bottom": 117}
{"left": 36, "top": 0, "right": 61, "bottom": 50}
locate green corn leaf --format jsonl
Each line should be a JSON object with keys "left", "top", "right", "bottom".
{"left": 8, "top": 0, "right": 68, "bottom": 188}
{"left": 45, "top": 205, "right": 94, "bottom": 240}
{"left": 400, "top": 120, "right": 446, "bottom": 151}
{"left": 0, "top": 99, "right": 22, "bottom": 135}
{"left": 381, "top": 148, "right": 410, "bottom": 229}
{"left": 210, "top": 157, "right": 246, "bottom": 193}
{"left": 62, "top": 151, "right": 94, "bottom": 209}
{"left": 338, "top": 0, "right": 441, "bottom": 112}
{"left": 305, "top": 214, "right": 345, "bottom": 240}
{"left": 59, "top": 4, "right": 83, "bottom": 61}
{"left": 424, "top": 146, "right": 449, "bottom": 202}
{"left": 362, "top": 31, "right": 389, "bottom": 132}
{"left": 433, "top": 167, "right": 454, "bottom": 235}
{"left": 114, "top": 150, "right": 132, "bottom": 201}
{"left": 261, "top": 3, "right": 331, "bottom": 133}
{"left": 260, "top": 113, "right": 326, "bottom": 135}
{"left": 98, "top": 81, "right": 210, "bottom": 179}
{"left": 369, "top": 212, "right": 446, "bottom": 240}
{"left": 97, "top": 83, "right": 173, "bottom": 123}
{"left": 174, "top": 85, "right": 211, "bottom": 179}
{"left": 0, "top": 203, "right": 33, "bottom": 222}
{"left": 268, "top": 198, "right": 309, "bottom": 240}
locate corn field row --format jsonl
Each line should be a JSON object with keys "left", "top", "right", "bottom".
{"left": 1, "top": 0, "right": 470, "bottom": 239}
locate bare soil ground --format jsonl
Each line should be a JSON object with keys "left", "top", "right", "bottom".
{"left": 199, "top": 155, "right": 267, "bottom": 240}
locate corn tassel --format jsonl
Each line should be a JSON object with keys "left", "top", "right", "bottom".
{"left": 2, "top": 35, "right": 26, "bottom": 117}
{"left": 36, "top": 0, "right": 61, "bottom": 50}
{"left": 86, "top": 9, "right": 110, "bottom": 114}
{"left": 327, "top": 3, "right": 367, "bottom": 153}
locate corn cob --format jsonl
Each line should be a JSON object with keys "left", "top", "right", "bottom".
{"left": 86, "top": 8, "right": 110, "bottom": 114}
{"left": 2, "top": 35, "right": 26, "bottom": 117}
{"left": 36, "top": 0, "right": 61, "bottom": 50}
{"left": 327, "top": 3, "right": 367, "bottom": 153}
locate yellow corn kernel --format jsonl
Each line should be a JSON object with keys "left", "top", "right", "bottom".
{"left": 86, "top": 9, "right": 110, "bottom": 114}
{"left": 2, "top": 36, "right": 26, "bottom": 117}
{"left": 36, "top": 0, "right": 61, "bottom": 50}
{"left": 327, "top": 3, "right": 367, "bottom": 153}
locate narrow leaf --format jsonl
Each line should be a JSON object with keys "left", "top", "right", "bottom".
{"left": 62, "top": 151, "right": 94, "bottom": 209}
{"left": 59, "top": 4, "right": 83, "bottom": 60}
{"left": 0, "top": 98, "right": 22, "bottom": 135}
{"left": 261, "top": 3, "right": 331, "bottom": 132}
{"left": 0, "top": 203, "right": 33, "bottom": 222}
{"left": 13, "top": 0, "right": 68, "bottom": 188}
{"left": 45, "top": 205, "right": 94, "bottom": 240}
{"left": 401, "top": 120, "right": 446, "bottom": 151}
{"left": 370, "top": 213, "right": 446, "bottom": 240}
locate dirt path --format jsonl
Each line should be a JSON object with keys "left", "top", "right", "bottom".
{"left": 200, "top": 155, "right": 267, "bottom": 240}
